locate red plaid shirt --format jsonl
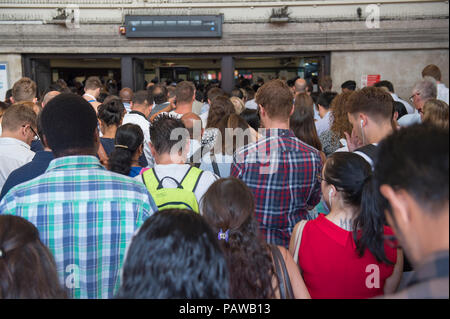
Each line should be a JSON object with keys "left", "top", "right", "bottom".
{"left": 231, "top": 129, "right": 323, "bottom": 247}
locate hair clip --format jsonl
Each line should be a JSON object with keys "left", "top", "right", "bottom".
{"left": 115, "top": 144, "right": 129, "bottom": 149}
{"left": 218, "top": 229, "right": 230, "bottom": 242}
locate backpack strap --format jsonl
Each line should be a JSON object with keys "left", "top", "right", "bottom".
{"left": 188, "top": 145, "right": 205, "bottom": 168}
{"left": 142, "top": 168, "right": 162, "bottom": 193}
{"left": 354, "top": 144, "right": 378, "bottom": 168}
{"left": 180, "top": 166, "right": 204, "bottom": 194}
{"left": 210, "top": 151, "right": 221, "bottom": 177}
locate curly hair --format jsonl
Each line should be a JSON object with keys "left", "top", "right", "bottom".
{"left": 201, "top": 177, "right": 278, "bottom": 299}
{"left": 330, "top": 91, "right": 354, "bottom": 139}
{"left": 206, "top": 95, "right": 235, "bottom": 129}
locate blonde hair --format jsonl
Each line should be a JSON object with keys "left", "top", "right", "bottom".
{"left": 422, "top": 99, "right": 449, "bottom": 129}
{"left": 230, "top": 96, "right": 245, "bottom": 115}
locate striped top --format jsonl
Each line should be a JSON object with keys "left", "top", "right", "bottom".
{"left": 0, "top": 155, "right": 157, "bottom": 299}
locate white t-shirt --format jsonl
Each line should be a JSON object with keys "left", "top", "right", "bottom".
{"left": 437, "top": 83, "right": 449, "bottom": 104}
{"left": 122, "top": 112, "right": 154, "bottom": 167}
{"left": 0, "top": 137, "right": 35, "bottom": 191}
{"left": 134, "top": 163, "right": 219, "bottom": 211}
{"left": 245, "top": 99, "right": 258, "bottom": 110}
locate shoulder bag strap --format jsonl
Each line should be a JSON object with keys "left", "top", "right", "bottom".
{"left": 273, "top": 245, "right": 294, "bottom": 299}
{"left": 270, "top": 245, "right": 286, "bottom": 299}
{"left": 293, "top": 220, "right": 308, "bottom": 264}
{"left": 210, "top": 150, "right": 221, "bottom": 177}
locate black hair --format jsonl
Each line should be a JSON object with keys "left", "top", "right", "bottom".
{"left": 324, "top": 152, "right": 393, "bottom": 264}
{"left": 374, "top": 124, "right": 449, "bottom": 216}
{"left": 393, "top": 101, "right": 408, "bottom": 120}
{"left": 150, "top": 113, "right": 187, "bottom": 155}
{"left": 374, "top": 80, "right": 394, "bottom": 93}
{"left": 116, "top": 209, "right": 229, "bottom": 299}
{"left": 132, "top": 90, "right": 151, "bottom": 105}
{"left": 240, "top": 108, "right": 260, "bottom": 131}
{"left": 97, "top": 98, "right": 125, "bottom": 127}
{"left": 341, "top": 80, "right": 356, "bottom": 91}
{"left": 40, "top": 93, "right": 98, "bottom": 157}
{"left": 317, "top": 92, "right": 338, "bottom": 110}
{"left": 108, "top": 124, "right": 144, "bottom": 176}
{"left": 150, "top": 84, "right": 168, "bottom": 105}
{"left": 231, "top": 88, "right": 244, "bottom": 99}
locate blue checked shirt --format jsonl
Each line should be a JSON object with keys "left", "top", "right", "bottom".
{"left": 0, "top": 156, "right": 157, "bottom": 299}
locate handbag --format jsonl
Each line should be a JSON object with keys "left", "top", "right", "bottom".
{"left": 270, "top": 245, "right": 294, "bottom": 299}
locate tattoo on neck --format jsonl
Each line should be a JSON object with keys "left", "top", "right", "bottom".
{"left": 339, "top": 218, "right": 354, "bottom": 231}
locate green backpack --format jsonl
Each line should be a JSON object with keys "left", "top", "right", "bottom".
{"left": 141, "top": 167, "right": 203, "bottom": 213}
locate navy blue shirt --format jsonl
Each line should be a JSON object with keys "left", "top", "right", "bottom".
{"left": 0, "top": 151, "right": 54, "bottom": 200}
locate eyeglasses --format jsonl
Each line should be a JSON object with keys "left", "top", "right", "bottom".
{"left": 23, "top": 124, "right": 39, "bottom": 141}
{"left": 409, "top": 92, "right": 420, "bottom": 103}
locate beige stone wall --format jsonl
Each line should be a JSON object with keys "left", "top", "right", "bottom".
{"left": 0, "top": 54, "right": 22, "bottom": 96}
{"left": 331, "top": 49, "right": 449, "bottom": 100}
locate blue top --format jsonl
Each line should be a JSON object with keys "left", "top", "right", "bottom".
{"left": 0, "top": 150, "right": 54, "bottom": 200}
{"left": 129, "top": 166, "right": 143, "bottom": 178}
{"left": 31, "top": 139, "right": 44, "bottom": 152}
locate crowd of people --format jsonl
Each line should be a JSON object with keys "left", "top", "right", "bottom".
{"left": 0, "top": 63, "right": 448, "bottom": 299}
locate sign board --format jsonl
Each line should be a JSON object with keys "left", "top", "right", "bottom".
{"left": 0, "top": 63, "right": 8, "bottom": 101}
{"left": 125, "top": 15, "right": 223, "bottom": 38}
{"left": 361, "top": 74, "right": 381, "bottom": 88}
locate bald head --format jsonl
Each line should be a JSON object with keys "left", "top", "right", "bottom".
{"left": 42, "top": 91, "right": 61, "bottom": 108}
{"left": 181, "top": 112, "right": 203, "bottom": 140}
{"left": 295, "top": 78, "right": 308, "bottom": 94}
{"left": 119, "top": 88, "right": 133, "bottom": 103}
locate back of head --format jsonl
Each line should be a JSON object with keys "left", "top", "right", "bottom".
{"left": 150, "top": 113, "right": 187, "bottom": 155}
{"left": 319, "top": 75, "right": 333, "bottom": 92}
{"left": 151, "top": 84, "right": 168, "bottom": 105}
{"left": 374, "top": 80, "right": 394, "bottom": 93}
{"left": 108, "top": 123, "right": 144, "bottom": 176}
{"left": 201, "top": 177, "right": 276, "bottom": 298}
{"left": 216, "top": 113, "right": 252, "bottom": 155}
{"left": 98, "top": 97, "right": 126, "bottom": 127}
{"left": 244, "top": 87, "right": 255, "bottom": 101}
{"left": 12, "top": 77, "right": 36, "bottom": 103}
{"left": 295, "top": 78, "right": 308, "bottom": 94}
{"left": 255, "top": 79, "right": 294, "bottom": 121}
{"left": 230, "top": 96, "right": 245, "bottom": 115}
{"left": 240, "top": 108, "right": 260, "bottom": 131}
{"left": 347, "top": 86, "right": 393, "bottom": 121}
{"left": 119, "top": 88, "right": 133, "bottom": 103}
{"left": 330, "top": 92, "right": 354, "bottom": 138}
{"left": 175, "top": 81, "right": 195, "bottom": 104}
{"left": 84, "top": 76, "right": 102, "bottom": 91}
{"left": 1, "top": 103, "right": 37, "bottom": 133}
{"left": 422, "top": 99, "right": 449, "bottom": 129}
{"left": 0, "top": 101, "right": 9, "bottom": 117}
{"left": 393, "top": 101, "right": 408, "bottom": 120}
{"left": 41, "top": 93, "right": 98, "bottom": 157}
{"left": 341, "top": 80, "right": 357, "bottom": 92}
{"left": 207, "top": 87, "right": 226, "bottom": 103}
{"left": 41, "top": 91, "right": 61, "bottom": 108}
{"left": 231, "top": 88, "right": 244, "bottom": 99}
{"left": 0, "top": 215, "right": 66, "bottom": 298}
{"left": 422, "top": 64, "right": 442, "bottom": 82}
{"left": 206, "top": 95, "right": 235, "bottom": 129}
{"left": 375, "top": 124, "right": 449, "bottom": 215}
{"left": 413, "top": 77, "right": 438, "bottom": 101}
{"left": 292, "top": 94, "right": 322, "bottom": 150}
{"left": 132, "top": 90, "right": 151, "bottom": 107}
{"left": 117, "top": 209, "right": 229, "bottom": 298}
{"left": 181, "top": 112, "right": 202, "bottom": 139}
{"left": 317, "top": 92, "right": 338, "bottom": 110}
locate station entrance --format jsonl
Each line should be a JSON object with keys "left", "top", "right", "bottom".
{"left": 23, "top": 53, "right": 330, "bottom": 97}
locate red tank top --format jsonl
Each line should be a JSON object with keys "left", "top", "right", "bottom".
{"left": 298, "top": 214, "right": 397, "bottom": 299}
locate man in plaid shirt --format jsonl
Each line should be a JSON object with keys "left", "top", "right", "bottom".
{"left": 231, "top": 80, "right": 322, "bottom": 248}
{"left": 0, "top": 94, "right": 157, "bottom": 299}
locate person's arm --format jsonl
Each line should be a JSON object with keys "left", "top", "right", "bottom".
{"left": 149, "top": 104, "right": 173, "bottom": 122}
{"left": 278, "top": 246, "right": 311, "bottom": 299}
{"left": 383, "top": 249, "right": 404, "bottom": 295}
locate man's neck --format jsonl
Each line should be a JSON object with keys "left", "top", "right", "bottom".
{"left": 84, "top": 90, "right": 97, "bottom": 99}
{"left": 174, "top": 102, "right": 193, "bottom": 115}
{"left": 365, "top": 122, "right": 393, "bottom": 145}
{"left": 262, "top": 118, "right": 290, "bottom": 130}
{"left": 130, "top": 106, "right": 147, "bottom": 117}
{"left": 0, "top": 131, "right": 28, "bottom": 145}
{"left": 154, "top": 153, "right": 186, "bottom": 165}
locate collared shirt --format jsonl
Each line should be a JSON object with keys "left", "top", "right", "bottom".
{"left": 382, "top": 250, "right": 449, "bottom": 299}
{"left": 437, "top": 83, "right": 449, "bottom": 104}
{"left": 122, "top": 111, "right": 154, "bottom": 167}
{"left": 123, "top": 102, "right": 131, "bottom": 113}
{"left": 315, "top": 111, "right": 333, "bottom": 137}
{"left": 231, "top": 129, "right": 323, "bottom": 248}
{"left": 0, "top": 155, "right": 157, "bottom": 299}
{"left": 0, "top": 137, "right": 35, "bottom": 191}
{"left": 0, "top": 150, "right": 53, "bottom": 201}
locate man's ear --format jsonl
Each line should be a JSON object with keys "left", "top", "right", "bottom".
{"left": 258, "top": 105, "right": 265, "bottom": 118}
{"left": 33, "top": 97, "right": 38, "bottom": 104}
{"left": 10, "top": 97, "right": 15, "bottom": 104}
{"left": 380, "top": 185, "right": 412, "bottom": 226}
{"left": 149, "top": 142, "right": 156, "bottom": 157}
{"left": 289, "top": 104, "right": 295, "bottom": 117}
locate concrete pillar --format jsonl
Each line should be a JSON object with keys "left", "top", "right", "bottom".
{"left": 121, "top": 56, "right": 133, "bottom": 90}
{"left": 221, "top": 56, "right": 235, "bottom": 94}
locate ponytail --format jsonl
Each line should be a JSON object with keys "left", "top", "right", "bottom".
{"left": 108, "top": 146, "right": 133, "bottom": 176}
{"left": 353, "top": 174, "right": 393, "bottom": 265}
